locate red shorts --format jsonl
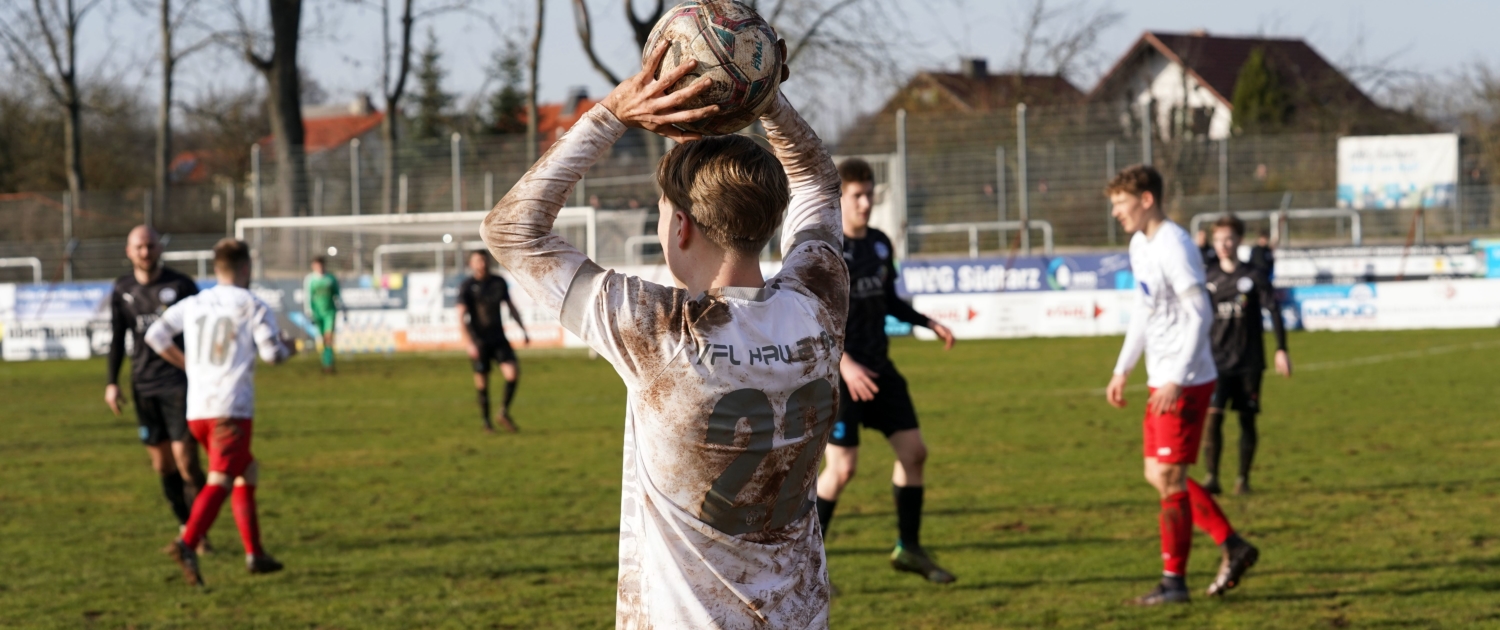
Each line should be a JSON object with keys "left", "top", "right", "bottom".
{"left": 1142, "top": 381, "right": 1216, "bottom": 464}
{"left": 188, "top": 418, "right": 255, "bottom": 477}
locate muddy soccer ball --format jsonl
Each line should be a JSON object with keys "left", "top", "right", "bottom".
{"left": 644, "top": 0, "right": 786, "bottom": 136}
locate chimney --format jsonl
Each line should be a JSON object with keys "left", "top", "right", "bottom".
{"left": 961, "top": 57, "right": 988, "bottom": 79}
{"left": 1189, "top": 28, "right": 1208, "bottom": 37}
{"left": 563, "top": 86, "right": 589, "bottom": 117}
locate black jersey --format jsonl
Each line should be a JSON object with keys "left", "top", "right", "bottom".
{"left": 842, "top": 228, "right": 928, "bottom": 371}
{"left": 459, "top": 274, "right": 512, "bottom": 342}
{"left": 108, "top": 267, "right": 199, "bottom": 395}
{"left": 1247, "top": 245, "right": 1275, "bottom": 277}
{"left": 1205, "top": 262, "right": 1287, "bottom": 374}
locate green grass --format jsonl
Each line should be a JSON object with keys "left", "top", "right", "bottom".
{"left": 3, "top": 328, "right": 1500, "bottom": 628}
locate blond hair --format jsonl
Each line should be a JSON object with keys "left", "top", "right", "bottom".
{"left": 656, "top": 135, "right": 789, "bottom": 257}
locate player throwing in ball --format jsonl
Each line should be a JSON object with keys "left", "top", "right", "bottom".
{"left": 483, "top": 43, "right": 844, "bottom": 628}
{"left": 458, "top": 250, "right": 528, "bottom": 433}
{"left": 147, "top": 239, "right": 295, "bottom": 586}
{"left": 1104, "top": 166, "right": 1259, "bottom": 605}
{"left": 1202, "top": 214, "right": 1291, "bottom": 495}
{"left": 106, "top": 225, "right": 207, "bottom": 544}
{"left": 814, "top": 158, "right": 958, "bottom": 584}
{"left": 303, "top": 256, "right": 342, "bottom": 373}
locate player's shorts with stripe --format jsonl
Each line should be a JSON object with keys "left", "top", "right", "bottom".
{"left": 134, "top": 388, "right": 190, "bottom": 445}
{"left": 829, "top": 365, "right": 919, "bottom": 448}
{"left": 1142, "top": 381, "right": 1216, "bottom": 464}
{"left": 471, "top": 336, "right": 517, "bottom": 373}
{"left": 1210, "top": 370, "right": 1262, "bottom": 413}
{"left": 311, "top": 311, "right": 337, "bottom": 335}
{"left": 188, "top": 418, "right": 255, "bottom": 477}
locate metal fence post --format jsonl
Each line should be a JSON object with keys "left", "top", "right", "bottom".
{"left": 451, "top": 133, "right": 462, "bottom": 213}
{"left": 1218, "top": 138, "right": 1228, "bottom": 213}
{"left": 144, "top": 189, "right": 153, "bottom": 229}
{"left": 895, "top": 108, "right": 909, "bottom": 259}
{"left": 398, "top": 173, "right": 408, "bottom": 214}
{"left": 251, "top": 143, "right": 262, "bottom": 279}
{"left": 1140, "top": 101, "right": 1153, "bottom": 166}
{"left": 351, "top": 139, "right": 363, "bottom": 274}
{"left": 313, "top": 177, "right": 325, "bottom": 259}
{"left": 996, "top": 145, "right": 1007, "bottom": 248}
{"left": 1016, "top": 103, "right": 1030, "bottom": 256}
{"left": 485, "top": 172, "right": 495, "bottom": 210}
{"left": 62, "top": 191, "right": 73, "bottom": 281}
{"left": 225, "top": 181, "right": 235, "bottom": 237}
{"left": 1106, "top": 140, "right": 1116, "bottom": 245}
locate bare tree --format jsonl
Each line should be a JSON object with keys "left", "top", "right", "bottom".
{"left": 225, "top": 0, "right": 310, "bottom": 217}
{"left": 0, "top": 0, "right": 103, "bottom": 210}
{"left": 1011, "top": 0, "right": 1123, "bottom": 82}
{"left": 143, "top": 0, "right": 217, "bottom": 224}
{"left": 527, "top": 0, "right": 543, "bottom": 163}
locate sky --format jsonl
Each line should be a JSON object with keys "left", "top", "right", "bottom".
{"left": 67, "top": 0, "right": 1500, "bottom": 129}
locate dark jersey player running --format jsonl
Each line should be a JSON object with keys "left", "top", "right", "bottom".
{"left": 105, "top": 225, "right": 207, "bottom": 543}
{"left": 1202, "top": 215, "right": 1292, "bottom": 495}
{"left": 815, "top": 158, "right": 958, "bottom": 584}
{"left": 458, "top": 250, "right": 529, "bottom": 433}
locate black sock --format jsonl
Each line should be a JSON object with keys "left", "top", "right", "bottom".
{"left": 503, "top": 378, "right": 518, "bottom": 413}
{"left": 816, "top": 497, "right": 837, "bottom": 537}
{"left": 893, "top": 485, "right": 924, "bottom": 550}
{"left": 477, "top": 388, "right": 492, "bottom": 429}
{"left": 1238, "top": 411, "right": 1258, "bottom": 480}
{"left": 1202, "top": 411, "right": 1225, "bottom": 480}
{"left": 161, "top": 472, "right": 190, "bottom": 525}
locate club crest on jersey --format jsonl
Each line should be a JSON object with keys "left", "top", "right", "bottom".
{"left": 1236, "top": 277, "right": 1254, "bottom": 294}
{"left": 159, "top": 287, "right": 178, "bottom": 304}
{"left": 874, "top": 241, "right": 890, "bottom": 260}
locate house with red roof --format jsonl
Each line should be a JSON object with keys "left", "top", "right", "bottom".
{"left": 1088, "top": 31, "right": 1429, "bottom": 139}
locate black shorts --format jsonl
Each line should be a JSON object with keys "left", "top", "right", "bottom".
{"left": 828, "top": 365, "right": 920, "bottom": 447}
{"left": 1210, "top": 371, "right": 1263, "bottom": 413}
{"left": 134, "top": 389, "right": 190, "bottom": 445}
{"left": 471, "top": 337, "right": 517, "bottom": 373}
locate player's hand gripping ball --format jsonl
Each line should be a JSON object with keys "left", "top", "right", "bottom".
{"left": 645, "top": 0, "right": 787, "bottom": 136}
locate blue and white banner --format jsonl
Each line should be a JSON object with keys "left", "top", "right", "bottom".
{"left": 899, "top": 254, "right": 1134, "bottom": 295}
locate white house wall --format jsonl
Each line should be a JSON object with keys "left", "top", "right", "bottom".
{"left": 1126, "top": 51, "right": 1233, "bottom": 140}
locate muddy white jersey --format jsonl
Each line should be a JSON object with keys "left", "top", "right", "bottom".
{"left": 145, "top": 284, "right": 289, "bottom": 419}
{"left": 482, "top": 96, "right": 847, "bottom": 629}
{"left": 1116, "top": 221, "right": 1218, "bottom": 387}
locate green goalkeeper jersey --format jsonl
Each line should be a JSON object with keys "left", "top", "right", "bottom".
{"left": 304, "top": 272, "right": 340, "bottom": 317}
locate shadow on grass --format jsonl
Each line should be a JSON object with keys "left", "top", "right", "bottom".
{"left": 1242, "top": 579, "right": 1500, "bottom": 602}
{"left": 332, "top": 526, "right": 618, "bottom": 552}
{"left": 827, "top": 536, "right": 1118, "bottom": 558}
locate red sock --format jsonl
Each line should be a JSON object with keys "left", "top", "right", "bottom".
{"left": 1159, "top": 491, "right": 1192, "bottom": 576}
{"left": 1187, "top": 479, "right": 1234, "bottom": 545}
{"left": 181, "top": 484, "right": 231, "bottom": 547}
{"left": 232, "top": 485, "right": 264, "bottom": 556}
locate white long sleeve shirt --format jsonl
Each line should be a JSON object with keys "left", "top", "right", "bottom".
{"left": 1113, "top": 220, "right": 1218, "bottom": 388}
{"left": 481, "top": 97, "right": 846, "bottom": 629}
{"left": 144, "top": 284, "right": 289, "bottom": 419}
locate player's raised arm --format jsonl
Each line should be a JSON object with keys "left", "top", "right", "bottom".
{"left": 480, "top": 42, "right": 716, "bottom": 316}
{"left": 761, "top": 94, "right": 842, "bottom": 256}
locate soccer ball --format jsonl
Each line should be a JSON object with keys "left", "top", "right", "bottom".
{"left": 644, "top": 0, "right": 785, "bottom": 136}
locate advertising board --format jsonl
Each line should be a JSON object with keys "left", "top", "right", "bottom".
{"left": 900, "top": 254, "right": 1134, "bottom": 295}
{"left": 1337, "top": 133, "right": 1459, "bottom": 210}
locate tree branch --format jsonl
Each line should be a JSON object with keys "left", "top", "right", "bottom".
{"left": 573, "top": 0, "right": 622, "bottom": 85}
{"left": 786, "top": 0, "right": 862, "bottom": 65}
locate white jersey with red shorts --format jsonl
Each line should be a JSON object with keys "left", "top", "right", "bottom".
{"left": 482, "top": 96, "right": 847, "bottom": 629}
{"left": 1113, "top": 220, "right": 1218, "bottom": 463}
{"left": 145, "top": 284, "right": 290, "bottom": 473}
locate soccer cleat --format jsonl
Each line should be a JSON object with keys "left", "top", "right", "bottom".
{"left": 1234, "top": 477, "right": 1252, "bottom": 495}
{"left": 1129, "top": 580, "right": 1190, "bottom": 606}
{"left": 1201, "top": 475, "right": 1223, "bottom": 495}
{"left": 1206, "top": 538, "right": 1260, "bottom": 597}
{"left": 165, "top": 539, "right": 204, "bottom": 587}
{"left": 246, "top": 553, "right": 285, "bottom": 574}
{"left": 495, "top": 412, "right": 519, "bottom": 433}
{"left": 890, "top": 544, "right": 956, "bottom": 584}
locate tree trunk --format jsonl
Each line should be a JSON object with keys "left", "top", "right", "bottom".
{"left": 63, "top": 81, "right": 83, "bottom": 214}
{"left": 381, "top": 111, "right": 396, "bottom": 214}
{"left": 380, "top": 0, "right": 414, "bottom": 215}
{"left": 527, "top": 0, "right": 544, "bottom": 164}
{"left": 267, "top": 0, "right": 308, "bottom": 218}
{"left": 156, "top": 0, "right": 172, "bottom": 227}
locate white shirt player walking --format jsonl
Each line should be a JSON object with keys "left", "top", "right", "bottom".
{"left": 147, "top": 284, "right": 290, "bottom": 420}
{"left": 483, "top": 47, "right": 846, "bottom": 629}
{"left": 1114, "top": 220, "right": 1218, "bottom": 388}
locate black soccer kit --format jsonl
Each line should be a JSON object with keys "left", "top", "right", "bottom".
{"left": 108, "top": 267, "right": 200, "bottom": 445}
{"left": 1205, "top": 264, "right": 1287, "bottom": 411}
{"left": 459, "top": 274, "right": 517, "bottom": 372}
{"left": 829, "top": 228, "right": 929, "bottom": 448}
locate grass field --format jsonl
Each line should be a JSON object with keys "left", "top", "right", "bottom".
{"left": 3, "top": 327, "right": 1500, "bottom": 628}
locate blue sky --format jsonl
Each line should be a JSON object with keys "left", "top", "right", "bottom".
{"left": 73, "top": 0, "right": 1500, "bottom": 117}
